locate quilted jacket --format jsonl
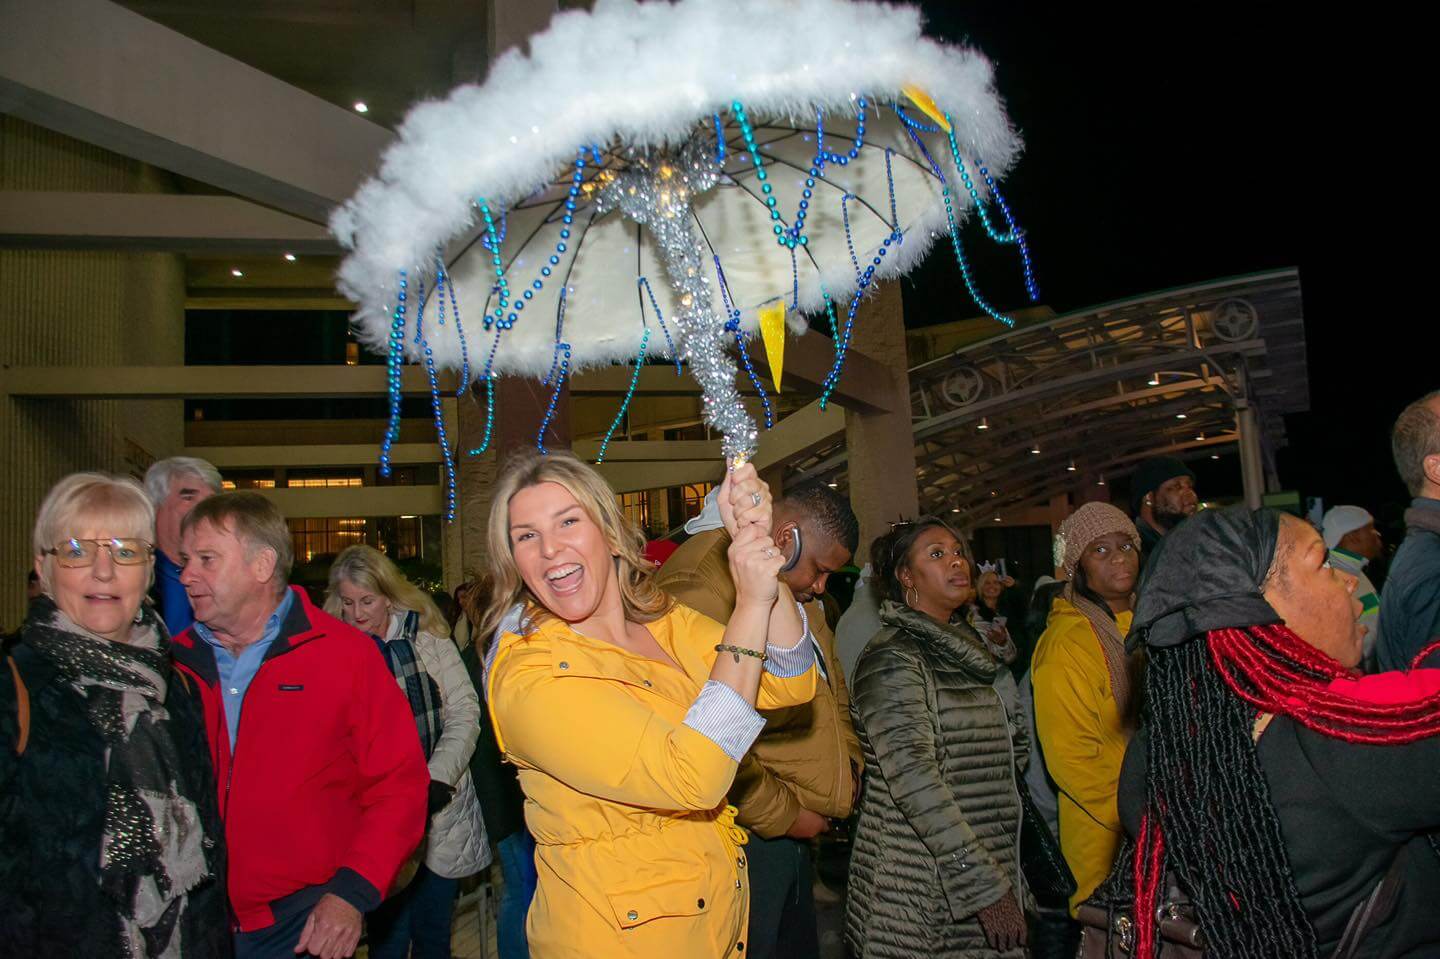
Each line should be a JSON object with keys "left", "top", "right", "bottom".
{"left": 846, "top": 600, "right": 1027, "bottom": 959}
{"left": 379, "top": 612, "right": 490, "bottom": 880}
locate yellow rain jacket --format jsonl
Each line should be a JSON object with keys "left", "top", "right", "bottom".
{"left": 1031, "top": 596, "right": 1134, "bottom": 914}
{"left": 487, "top": 602, "right": 817, "bottom": 959}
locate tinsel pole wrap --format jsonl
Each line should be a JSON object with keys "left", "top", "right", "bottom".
{"left": 596, "top": 138, "right": 758, "bottom": 463}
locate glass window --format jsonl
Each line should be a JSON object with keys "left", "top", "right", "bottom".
{"left": 616, "top": 491, "right": 650, "bottom": 532}
{"left": 681, "top": 482, "right": 713, "bottom": 519}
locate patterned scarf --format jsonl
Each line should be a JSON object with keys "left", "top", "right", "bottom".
{"left": 1063, "top": 582, "right": 1141, "bottom": 727}
{"left": 374, "top": 610, "right": 442, "bottom": 759}
{"left": 25, "top": 597, "right": 215, "bottom": 959}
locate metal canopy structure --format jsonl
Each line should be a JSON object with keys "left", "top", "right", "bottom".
{"left": 787, "top": 269, "right": 1308, "bottom": 526}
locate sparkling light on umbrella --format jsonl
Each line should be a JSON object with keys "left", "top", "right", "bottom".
{"left": 331, "top": 0, "right": 1035, "bottom": 518}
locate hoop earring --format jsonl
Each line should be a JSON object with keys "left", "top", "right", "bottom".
{"left": 905, "top": 586, "right": 918, "bottom": 608}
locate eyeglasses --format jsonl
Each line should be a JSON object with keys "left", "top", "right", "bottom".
{"left": 43, "top": 538, "right": 154, "bottom": 568}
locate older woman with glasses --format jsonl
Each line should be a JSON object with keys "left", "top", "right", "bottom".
{"left": 0, "top": 473, "right": 227, "bottom": 958}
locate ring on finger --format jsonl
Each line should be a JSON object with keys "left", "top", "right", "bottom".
{"left": 764, "top": 547, "right": 775, "bottom": 558}
{"left": 750, "top": 491, "right": 763, "bottom": 507}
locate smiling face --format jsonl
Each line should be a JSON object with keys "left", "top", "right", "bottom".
{"left": 336, "top": 579, "right": 393, "bottom": 636}
{"left": 1264, "top": 515, "right": 1365, "bottom": 669}
{"left": 899, "top": 525, "right": 973, "bottom": 620}
{"left": 508, "top": 481, "right": 619, "bottom": 625}
{"left": 41, "top": 527, "right": 152, "bottom": 643}
{"left": 978, "top": 571, "right": 1003, "bottom": 604}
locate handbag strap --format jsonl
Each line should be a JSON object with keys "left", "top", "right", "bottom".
{"left": 1331, "top": 847, "right": 1406, "bottom": 959}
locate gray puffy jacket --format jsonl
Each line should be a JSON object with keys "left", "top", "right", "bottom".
{"left": 846, "top": 601, "right": 1027, "bottom": 959}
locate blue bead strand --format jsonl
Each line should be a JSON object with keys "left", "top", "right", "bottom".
{"left": 476, "top": 199, "right": 509, "bottom": 331}
{"left": 712, "top": 113, "right": 727, "bottom": 163}
{"left": 818, "top": 96, "right": 866, "bottom": 165}
{"left": 942, "top": 183, "right": 1014, "bottom": 328}
{"left": 414, "top": 295, "right": 457, "bottom": 521}
{"left": 542, "top": 286, "right": 570, "bottom": 388}
{"left": 438, "top": 257, "right": 472, "bottom": 395}
{"left": 465, "top": 333, "right": 501, "bottom": 456}
{"left": 713, "top": 255, "right": 773, "bottom": 430}
{"left": 596, "top": 329, "right": 650, "bottom": 464}
{"left": 536, "top": 344, "right": 570, "bottom": 456}
{"left": 941, "top": 117, "right": 1020, "bottom": 245}
{"left": 637, "top": 277, "right": 682, "bottom": 375}
{"left": 380, "top": 270, "right": 408, "bottom": 477}
{"left": 978, "top": 161, "right": 1040, "bottom": 302}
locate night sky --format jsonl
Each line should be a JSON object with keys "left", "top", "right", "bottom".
{"left": 909, "top": 2, "right": 1428, "bottom": 536}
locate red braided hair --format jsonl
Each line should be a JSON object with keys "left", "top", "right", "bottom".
{"left": 1207, "top": 623, "right": 1440, "bottom": 745}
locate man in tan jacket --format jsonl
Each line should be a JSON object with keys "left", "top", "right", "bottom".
{"left": 657, "top": 483, "right": 862, "bottom": 959}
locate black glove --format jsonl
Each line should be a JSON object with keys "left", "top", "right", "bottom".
{"left": 427, "top": 780, "right": 455, "bottom": 817}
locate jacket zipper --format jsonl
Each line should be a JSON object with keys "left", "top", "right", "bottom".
{"left": 992, "top": 685, "right": 1025, "bottom": 901}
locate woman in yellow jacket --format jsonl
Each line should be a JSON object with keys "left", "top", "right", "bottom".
{"left": 478, "top": 451, "right": 817, "bottom": 959}
{"left": 1031, "top": 502, "right": 1142, "bottom": 915}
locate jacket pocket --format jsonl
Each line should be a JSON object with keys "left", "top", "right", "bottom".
{"left": 604, "top": 874, "right": 709, "bottom": 930}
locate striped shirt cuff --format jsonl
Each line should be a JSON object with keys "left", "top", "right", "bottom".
{"left": 684, "top": 680, "right": 766, "bottom": 762}
{"left": 763, "top": 602, "right": 815, "bottom": 678}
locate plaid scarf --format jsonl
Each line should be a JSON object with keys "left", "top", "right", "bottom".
{"left": 374, "top": 611, "right": 442, "bottom": 759}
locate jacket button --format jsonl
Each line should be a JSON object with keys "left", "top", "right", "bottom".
{"left": 737, "top": 943, "right": 745, "bottom": 952}
{"left": 643, "top": 679, "right": 653, "bottom": 687}
{"left": 737, "top": 856, "right": 746, "bottom": 867}
{"left": 627, "top": 910, "right": 638, "bottom": 921}
{"left": 697, "top": 898, "right": 705, "bottom": 908}
{"left": 735, "top": 879, "right": 742, "bottom": 889}
{"left": 559, "top": 661, "right": 570, "bottom": 670}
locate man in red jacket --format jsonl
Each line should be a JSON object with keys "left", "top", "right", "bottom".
{"left": 169, "top": 492, "right": 428, "bottom": 959}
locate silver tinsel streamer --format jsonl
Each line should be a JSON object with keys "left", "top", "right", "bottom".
{"left": 595, "top": 136, "right": 758, "bottom": 463}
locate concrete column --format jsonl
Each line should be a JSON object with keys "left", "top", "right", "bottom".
{"left": 1236, "top": 398, "right": 1265, "bottom": 510}
{"left": 447, "top": 0, "right": 562, "bottom": 587}
{"left": 843, "top": 281, "right": 918, "bottom": 559}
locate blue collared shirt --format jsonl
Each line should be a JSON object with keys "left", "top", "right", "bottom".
{"left": 193, "top": 590, "right": 296, "bottom": 749}
{"left": 154, "top": 550, "right": 194, "bottom": 636}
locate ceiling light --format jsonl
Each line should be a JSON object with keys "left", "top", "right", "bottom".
{"left": 827, "top": 482, "right": 838, "bottom": 489}
{"left": 951, "top": 507, "right": 960, "bottom": 513}
{"left": 1195, "top": 433, "right": 1206, "bottom": 442}
{"left": 283, "top": 253, "right": 296, "bottom": 262}
{"left": 1148, "top": 373, "right": 1160, "bottom": 386}
{"left": 1030, "top": 444, "right": 1041, "bottom": 455}
{"left": 1175, "top": 413, "right": 1188, "bottom": 420}
{"left": 990, "top": 490, "right": 998, "bottom": 497}
{"left": 1066, "top": 459, "right": 1077, "bottom": 472}
{"left": 1098, "top": 474, "right": 1107, "bottom": 486}
{"left": 353, "top": 101, "right": 369, "bottom": 114}
{"left": 1211, "top": 454, "right": 1221, "bottom": 460}
{"left": 977, "top": 417, "right": 989, "bottom": 431}
{"left": 230, "top": 268, "right": 243, "bottom": 277}
{"left": 993, "top": 515, "right": 1003, "bottom": 522}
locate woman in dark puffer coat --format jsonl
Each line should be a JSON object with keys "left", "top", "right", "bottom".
{"left": 0, "top": 473, "right": 227, "bottom": 958}
{"left": 846, "top": 516, "right": 1028, "bottom": 959}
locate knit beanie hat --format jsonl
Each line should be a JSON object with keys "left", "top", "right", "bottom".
{"left": 1054, "top": 502, "right": 1141, "bottom": 578}
{"left": 1129, "top": 456, "right": 1196, "bottom": 514}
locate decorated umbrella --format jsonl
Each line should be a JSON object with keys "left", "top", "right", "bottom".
{"left": 332, "top": 0, "right": 1036, "bottom": 519}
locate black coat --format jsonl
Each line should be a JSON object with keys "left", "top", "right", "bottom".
{"left": 1120, "top": 719, "right": 1440, "bottom": 958}
{"left": 0, "top": 632, "right": 230, "bottom": 958}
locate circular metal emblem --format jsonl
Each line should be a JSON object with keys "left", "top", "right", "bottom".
{"left": 1211, "top": 298, "right": 1259, "bottom": 342}
{"left": 941, "top": 365, "right": 985, "bottom": 407}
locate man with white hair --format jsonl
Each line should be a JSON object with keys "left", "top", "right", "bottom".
{"left": 144, "top": 456, "right": 222, "bottom": 634}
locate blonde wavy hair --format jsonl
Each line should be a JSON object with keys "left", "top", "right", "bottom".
{"left": 324, "top": 544, "right": 449, "bottom": 638}
{"left": 477, "top": 450, "right": 672, "bottom": 644}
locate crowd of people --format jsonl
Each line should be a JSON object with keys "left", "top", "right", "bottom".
{"left": 2, "top": 388, "right": 1439, "bottom": 959}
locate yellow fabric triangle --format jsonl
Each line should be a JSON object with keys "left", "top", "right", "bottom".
{"left": 758, "top": 301, "right": 787, "bottom": 394}
{"left": 901, "top": 84, "right": 952, "bottom": 133}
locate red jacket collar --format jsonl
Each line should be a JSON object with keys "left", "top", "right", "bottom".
{"left": 171, "top": 585, "right": 326, "bottom": 683}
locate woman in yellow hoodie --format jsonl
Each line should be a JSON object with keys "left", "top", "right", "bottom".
{"left": 478, "top": 452, "right": 817, "bottom": 959}
{"left": 1031, "top": 502, "right": 1142, "bottom": 916}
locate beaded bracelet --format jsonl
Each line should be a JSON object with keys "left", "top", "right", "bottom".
{"left": 715, "top": 644, "right": 768, "bottom": 665}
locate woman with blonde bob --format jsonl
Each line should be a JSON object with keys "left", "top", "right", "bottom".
{"left": 479, "top": 451, "right": 817, "bottom": 959}
{"left": 0, "top": 473, "right": 227, "bottom": 957}
{"left": 324, "top": 544, "right": 488, "bottom": 959}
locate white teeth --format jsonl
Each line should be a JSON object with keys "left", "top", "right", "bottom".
{"left": 545, "top": 564, "right": 582, "bottom": 582}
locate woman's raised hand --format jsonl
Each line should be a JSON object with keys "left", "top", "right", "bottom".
{"left": 717, "top": 461, "right": 772, "bottom": 540}
{"left": 728, "top": 522, "right": 784, "bottom": 608}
